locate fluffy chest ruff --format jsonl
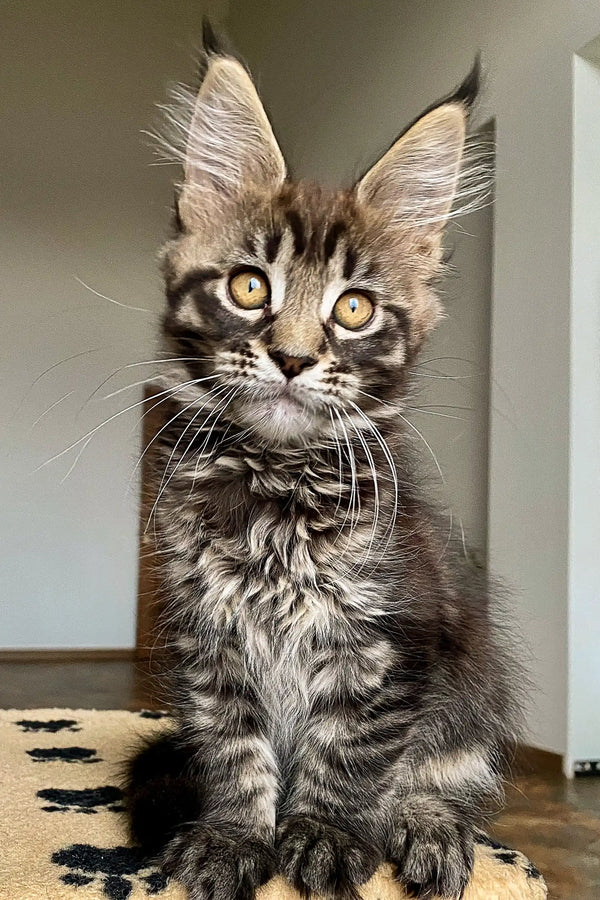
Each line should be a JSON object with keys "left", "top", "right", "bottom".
{"left": 155, "top": 444, "right": 399, "bottom": 742}
{"left": 157, "top": 442, "right": 395, "bottom": 630}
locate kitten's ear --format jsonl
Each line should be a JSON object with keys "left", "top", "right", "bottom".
{"left": 179, "top": 34, "right": 286, "bottom": 228}
{"left": 356, "top": 60, "right": 480, "bottom": 249}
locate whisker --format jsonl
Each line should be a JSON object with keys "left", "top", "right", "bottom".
{"left": 406, "top": 406, "right": 464, "bottom": 421}
{"left": 193, "top": 386, "right": 241, "bottom": 464}
{"left": 78, "top": 356, "right": 212, "bottom": 415}
{"left": 29, "top": 391, "right": 76, "bottom": 430}
{"left": 354, "top": 389, "right": 445, "bottom": 486}
{"left": 328, "top": 409, "right": 345, "bottom": 518}
{"left": 74, "top": 276, "right": 155, "bottom": 315}
{"left": 412, "top": 356, "right": 479, "bottom": 369}
{"left": 102, "top": 372, "right": 220, "bottom": 402}
{"left": 148, "top": 385, "right": 240, "bottom": 529}
{"left": 347, "top": 399, "right": 400, "bottom": 567}
{"left": 148, "top": 383, "right": 231, "bottom": 506}
{"left": 343, "top": 409, "right": 380, "bottom": 570}
{"left": 129, "top": 379, "right": 227, "bottom": 489}
{"left": 459, "top": 518, "right": 469, "bottom": 561}
{"left": 433, "top": 506, "right": 454, "bottom": 566}
{"left": 409, "top": 371, "right": 477, "bottom": 381}
{"left": 60, "top": 433, "right": 95, "bottom": 484}
{"left": 398, "top": 411, "right": 446, "bottom": 486}
{"left": 12, "top": 347, "right": 106, "bottom": 426}
{"left": 35, "top": 378, "right": 208, "bottom": 474}
{"left": 332, "top": 408, "right": 361, "bottom": 541}
{"left": 129, "top": 377, "right": 213, "bottom": 438}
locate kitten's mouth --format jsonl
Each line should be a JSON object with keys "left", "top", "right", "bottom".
{"left": 258, "top": 384, "right": 309, "bottom": 421}
{"left": 273, "top": 385, "right": 305, "bottom": 413}
{"left": 233, "top": 381, "right": 323, "bottom": 444}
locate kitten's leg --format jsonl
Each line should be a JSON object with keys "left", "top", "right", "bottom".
{"left": 387, "top": 792, "right": 476, "bottom": 899}
{"left": 157, "top": 649, "right": 279, "bottom": 900}
{"left": 387, "top": 714, "right": 509, "bottom": 898}
{"left": 276, "top": 642, "right": 392, "bottom": 899}
{"left": 278, "top": 645, "right": 510, "bottom": 900}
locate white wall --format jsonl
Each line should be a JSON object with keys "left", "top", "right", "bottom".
{"left": 0, "top": 0, "right": 227, "bottom": 649}
{"left": 568, "top": 41, "right": 600, "bottom": 771}
{"left": 227, "top": 0, "right": 600, "bottom": 754}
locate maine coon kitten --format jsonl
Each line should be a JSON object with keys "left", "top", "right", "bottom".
{"left": 126, "top": 28, "right": 521, "bottom": 900}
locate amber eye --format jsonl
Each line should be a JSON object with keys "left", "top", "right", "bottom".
{"left": 332, "top": 291, "right": 374, "bottom": 330}
{"left": 229, "top": 269, "right": 270, "bottom": 309}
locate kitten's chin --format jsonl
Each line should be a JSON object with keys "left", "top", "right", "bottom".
{"left": 234, "top": 392, "right": 323, "bottom": 446}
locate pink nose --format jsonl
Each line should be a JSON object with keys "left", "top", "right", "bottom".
{"left": 268, "top": 350, "right": 317, "bottom": 379}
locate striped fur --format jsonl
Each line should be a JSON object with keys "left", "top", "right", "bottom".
{"left": 125, "top": 35, "right": 520, "bottom": 900}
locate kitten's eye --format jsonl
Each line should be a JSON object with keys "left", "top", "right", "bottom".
{"left": 229, "top": 269, "right": 270, "bottom": 309}
{"left": 332, "top": 291, "right": 374, "bottom": 330}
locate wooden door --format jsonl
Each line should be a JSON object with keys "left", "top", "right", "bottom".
{"left": 136, "top": 385, "right": 167, "bottom": 658}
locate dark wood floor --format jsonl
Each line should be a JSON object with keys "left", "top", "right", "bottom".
{"left": 1, "top": 658, "right": 598, "bottom": 900}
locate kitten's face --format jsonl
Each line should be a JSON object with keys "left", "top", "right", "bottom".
{"left": 162, "top": 185, "right": 439, "bottom": 445}
{"left": 159, "top": 53, "right": 479, "bottom": 447}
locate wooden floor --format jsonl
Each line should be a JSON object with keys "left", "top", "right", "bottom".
{"left": 1, "top": 657, "right": 598, "bottom": 900}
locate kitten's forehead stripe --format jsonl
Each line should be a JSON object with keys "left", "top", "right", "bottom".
{"left": 343, "top": 246, "right": 358, "bottom": 281}
{"left": 285, "top": 209, "right": 306, "bottom": 256}
{"left": 323, "top": 221, "right": 346, "bottom": 263}
{"left": 265, "top": 230, "right": 283, "bottom": 264}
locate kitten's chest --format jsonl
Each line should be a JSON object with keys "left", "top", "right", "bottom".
{"left": 185, "top": 496, "right": 381, "bottom": 635}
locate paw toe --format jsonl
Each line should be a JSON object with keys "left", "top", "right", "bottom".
{"left": 161, "top": 825, "right": 275, "bottom": 900}
{"left": 277, "top": 815, "right": 381, "bottom": 898}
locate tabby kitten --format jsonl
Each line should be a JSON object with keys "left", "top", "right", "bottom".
{"left": 126, "top": 28, "right": 521, "bottom": 900}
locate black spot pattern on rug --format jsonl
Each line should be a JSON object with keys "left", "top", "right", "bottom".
{"left": 475, "top": 832, "right": 542, "bottom": 882}
{"left": 526, "top": 861, "right": 543, "bottom": 880}
{"left": 475, "top": 833, "right": 510, "bottom": 851}
{"left": 52, "top": 845, "right": 168, "bottom": 899}
{"left": 27, "top": 747, "right": 101, "bottom": 764}
{"left": 15, "top": 718, "right": 81, "bottom": 733}
{"left": 495, "top": 850, "right": 520, "bottom": 866}
{"left": 38, "top": 785, "right": 124, "bottom": 814}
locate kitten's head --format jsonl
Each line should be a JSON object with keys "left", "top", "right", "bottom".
{"left": 159, "top": 32, "right": 483, "bottom": 447}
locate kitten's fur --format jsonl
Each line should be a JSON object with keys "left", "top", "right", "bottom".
{"left": 126, "top": 27, "right": 521, "bottom": 900}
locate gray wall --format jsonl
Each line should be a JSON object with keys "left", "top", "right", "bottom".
{"left": 227, "top": 0, "right": 600, "bottom": 755}
{"left": 1, "top": 0, "right": 226, "bottom": 648}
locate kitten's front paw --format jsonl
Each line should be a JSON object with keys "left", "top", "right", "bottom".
{"left": 161, "top": 824, "right": 275, "bottom": 900}
{"left": 391, "top": 797, "right": 474, "bottom": 899}
{"left": 276, "top": 814, "right": 382, "bottom": 899}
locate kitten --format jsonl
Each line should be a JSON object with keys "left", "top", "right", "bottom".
{"left": 126, "top": 26, "right": 521, "bottom": 900}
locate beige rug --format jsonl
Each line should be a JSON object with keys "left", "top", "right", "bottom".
{"left": 0, "top": 709, "right": 546, "bottom": 900}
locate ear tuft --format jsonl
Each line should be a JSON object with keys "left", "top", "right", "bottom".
{"left": 201, "top": 18, "right": 243, "bottom": 65}
{"left": 450, "top": 54, "right": 481, "bottom": 112}
{"left": 356, "top": 59, "right": 489, "bottom": 243}
{"left": 202, "top": 17, "right": 224, "bottom": 56}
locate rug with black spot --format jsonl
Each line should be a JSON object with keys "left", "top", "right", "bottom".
{"left": 0, "top": 709, "right": 547, "bottom": 900}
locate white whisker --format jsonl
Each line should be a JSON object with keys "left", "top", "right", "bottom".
{"left": 35, "top": 378, "right": 208, "bottom": 474}
{"left": 129, "top": 378, "right": 226, "bottom": 490}
{"left": 347, "top": 399, "right": 400, "bottom": 568}
{"left": 74, "top": 276, "right": 155, "bottom": 315}
{"left": 29, "top": 391, "right": 76, "bottom": 430}
{"left": 343, "top": 409, "right": 380, "bottom": 570}
{"left": 148, "top": 385, "right": 241, "bottom": 530}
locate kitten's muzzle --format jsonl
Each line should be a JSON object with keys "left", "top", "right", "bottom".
{"left": 268, "top": 350, "right": 317, "bottom": 379}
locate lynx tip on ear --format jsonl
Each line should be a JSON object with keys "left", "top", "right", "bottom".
{"left": 202, "top": 17, "right": 223, "bottom": 56}
{"left": 452, "top": 55, "right": 482, "bottom": 113}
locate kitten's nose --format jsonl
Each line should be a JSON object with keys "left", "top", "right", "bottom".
{"left": 268, "top": 350, "right": 317, "bottom": 379}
